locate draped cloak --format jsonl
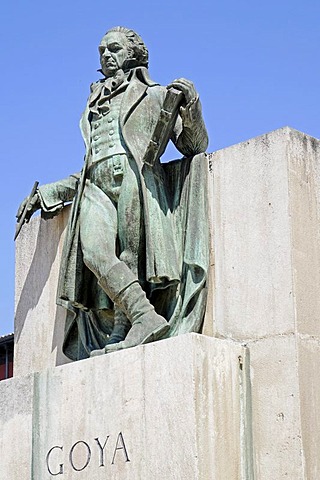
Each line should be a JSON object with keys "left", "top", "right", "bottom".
{"left": 38, "top": 68, "right": 210, "bottom": 360}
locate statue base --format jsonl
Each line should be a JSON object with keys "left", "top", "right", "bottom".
{"left": 0, "top": 334, "right": 250, "bottom": 479}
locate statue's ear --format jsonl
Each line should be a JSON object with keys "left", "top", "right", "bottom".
{"left": 122, "top": 58, "right": 138, "bottom": 71}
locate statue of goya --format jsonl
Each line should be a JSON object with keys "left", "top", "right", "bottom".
{"left": 16, "top": 27, "right": 210, "bottom": 360}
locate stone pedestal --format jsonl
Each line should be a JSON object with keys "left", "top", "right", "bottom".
{"left": 3, "top": 127, "right": 320, "bottom": 478}
{"left": 208, "top": 127, "right": 320, "bottom": 342}
{"left": 0, "top": 334, "right": 250, "bottom": 479}
{"left": 206, "top": 127, "right": 320, "bottom": 478}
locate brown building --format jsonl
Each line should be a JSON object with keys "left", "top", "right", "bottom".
{"left": 0, "top": 333, "right": 14, "bottom": 380}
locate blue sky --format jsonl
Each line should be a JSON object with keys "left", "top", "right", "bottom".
{"left": 1, "top": 0, "right": 320, "bottom": 335}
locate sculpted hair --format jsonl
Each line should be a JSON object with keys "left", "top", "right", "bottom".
{"left": 107, "top": 26, "right": 149, "bottom": 69}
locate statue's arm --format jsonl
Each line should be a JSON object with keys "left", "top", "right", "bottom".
{"left": 168, "top": 78, "right": 209, "bottom": 157}
{"left": 38, "top": 173, "right": 80, "bottom": 217}
{"left": 16, "top": 173, "right": 80, "bottom": 224}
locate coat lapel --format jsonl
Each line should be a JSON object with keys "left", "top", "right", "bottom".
{"left": 120, "top": 80, "right": 148, "bottom": 129}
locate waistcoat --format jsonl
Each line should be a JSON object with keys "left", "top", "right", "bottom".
{"left": 89, "top": 92, "right": 127, "bottom": 165}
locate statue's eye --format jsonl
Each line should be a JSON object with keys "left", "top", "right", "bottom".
{"left": 109, "top": 44, "right": 121, "bottom": 53}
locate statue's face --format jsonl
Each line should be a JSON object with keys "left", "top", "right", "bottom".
{"left": 99, "top": 31, "right": 130, "bottom": 77}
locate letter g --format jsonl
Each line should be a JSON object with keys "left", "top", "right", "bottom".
{"left": 46, "top": 446, "right": 64, "bottom": 476}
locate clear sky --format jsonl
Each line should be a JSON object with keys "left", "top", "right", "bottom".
{"left": 1, "top": 0, "right": 320, "bottom": 335}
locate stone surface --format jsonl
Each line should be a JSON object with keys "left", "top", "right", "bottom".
{"left": 205, "top": 127, "right": 320, "bottom": 478}
{"left": 208, "top": 127, "right": 320, "bottom": 342}
{"left": 0, "top": 373, "right": 34, "bottom": 478}
{"left": 1, "top": 334, "right": 250, "bottom": 479}
{"left": 298, "top": 337, "right": 320, "bottom": 479}
{"left": 248, "top": 336, "right": 304, "bottom": 479}
{"left": 14, "top": 207, "right": 71, "bottom": 376}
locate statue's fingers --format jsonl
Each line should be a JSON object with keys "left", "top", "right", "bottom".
{"left": 168, "top": 80, "right": 196, "bottom": 97}
{"left": 24, "top": 205, "right": 36, "bottom": 222}
{"left": 29, "top": 194, "right": 39, "bottom": 207}
{"left": 170, "top": 78, "right": 194, "bottom": 88}
{"left": 169, "top": 82, "right": 196, "bottom": 105}
{"left": 168, "top": 80, "right": 187, "bottom": 90}
{"left": 175, "top": 80, "right": 196, "bottom": 95}
{"left": 16, "top": 199, "right": 27, "bottom": 220}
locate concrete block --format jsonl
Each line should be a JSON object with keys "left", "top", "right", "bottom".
{"left": 2, "top": 334, "right": 250, "bottom": 479}
{"left": 210, "top": 127, "right": 320, "bottom": 341}
{"left": 210, "top": 128, "right": 295, "bottom": 340}
{"left": 14, "top": 207, "right": 71, "bottom": 376}
{"left": 287, "top": 130, "right": 320, "bottom": 338}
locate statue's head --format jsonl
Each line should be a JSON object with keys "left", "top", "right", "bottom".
{"left": 99, "top": 26, "right": 149, "bottom": 77}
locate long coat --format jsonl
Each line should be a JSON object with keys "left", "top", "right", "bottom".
{"left": 38, "top": 70, "right": 210, "bottom": 359}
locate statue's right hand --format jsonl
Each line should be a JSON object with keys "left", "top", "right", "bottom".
{"left": 16, "top": 192, "right": 41, "bottom": 224}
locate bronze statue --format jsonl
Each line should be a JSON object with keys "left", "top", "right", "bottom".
{"left": 16, "top": 27, "right": 209, "bottom": 360}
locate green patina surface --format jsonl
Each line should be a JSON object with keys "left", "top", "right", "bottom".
{"left": 16, "top": 26, "right": 210, "bottom": 360}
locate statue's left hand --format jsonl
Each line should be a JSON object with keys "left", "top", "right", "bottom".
{"left": 16, "top": 192, "right": 41, "bottom": 224}
{"left": 167, "top": 78, "right": 197, "bottom": 105}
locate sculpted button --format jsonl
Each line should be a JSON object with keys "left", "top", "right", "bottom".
{"left": 109, "top": 130, "right": 114, "bottom": 136}
{"left": 93, "top": 123, "right": 99, "bottom": 129}
{"left": 108, "top": 117, "right": 114, "bottom": 123}
{"left": 95, "top": 148, "right": 100, "bottom": 153}
{"left": 93, "top": 135, "right": 100, "bottom": 141}
{"left": 109, "top": 143, "right": 115, "bottom": 148}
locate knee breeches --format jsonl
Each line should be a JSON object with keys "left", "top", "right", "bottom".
{"left": 79, "top": 159, "right": 144, "bottom": 280}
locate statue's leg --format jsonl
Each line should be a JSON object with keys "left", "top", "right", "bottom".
{"left": 101, "top": 162, "right": 169, "bottom": 353}
{"left": 103, "top": 158, "right": 145, "bottom": 346}
{"left": 79, "top": 181, "right": 169, "bottom": 355}
{"left": 105, "top": 306, "right": 131, "bottom": 345}
{"left": 79, "top": 181, "right": 119, "bottom": 272}
{"left": 92, "top": 262, "right": 170, "bottom": 355}
{"left": 79, "top": 181, "right": 127, "bottom": 345}
{"left": 117, "top": 157, "right": 145, "bottom": 280}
